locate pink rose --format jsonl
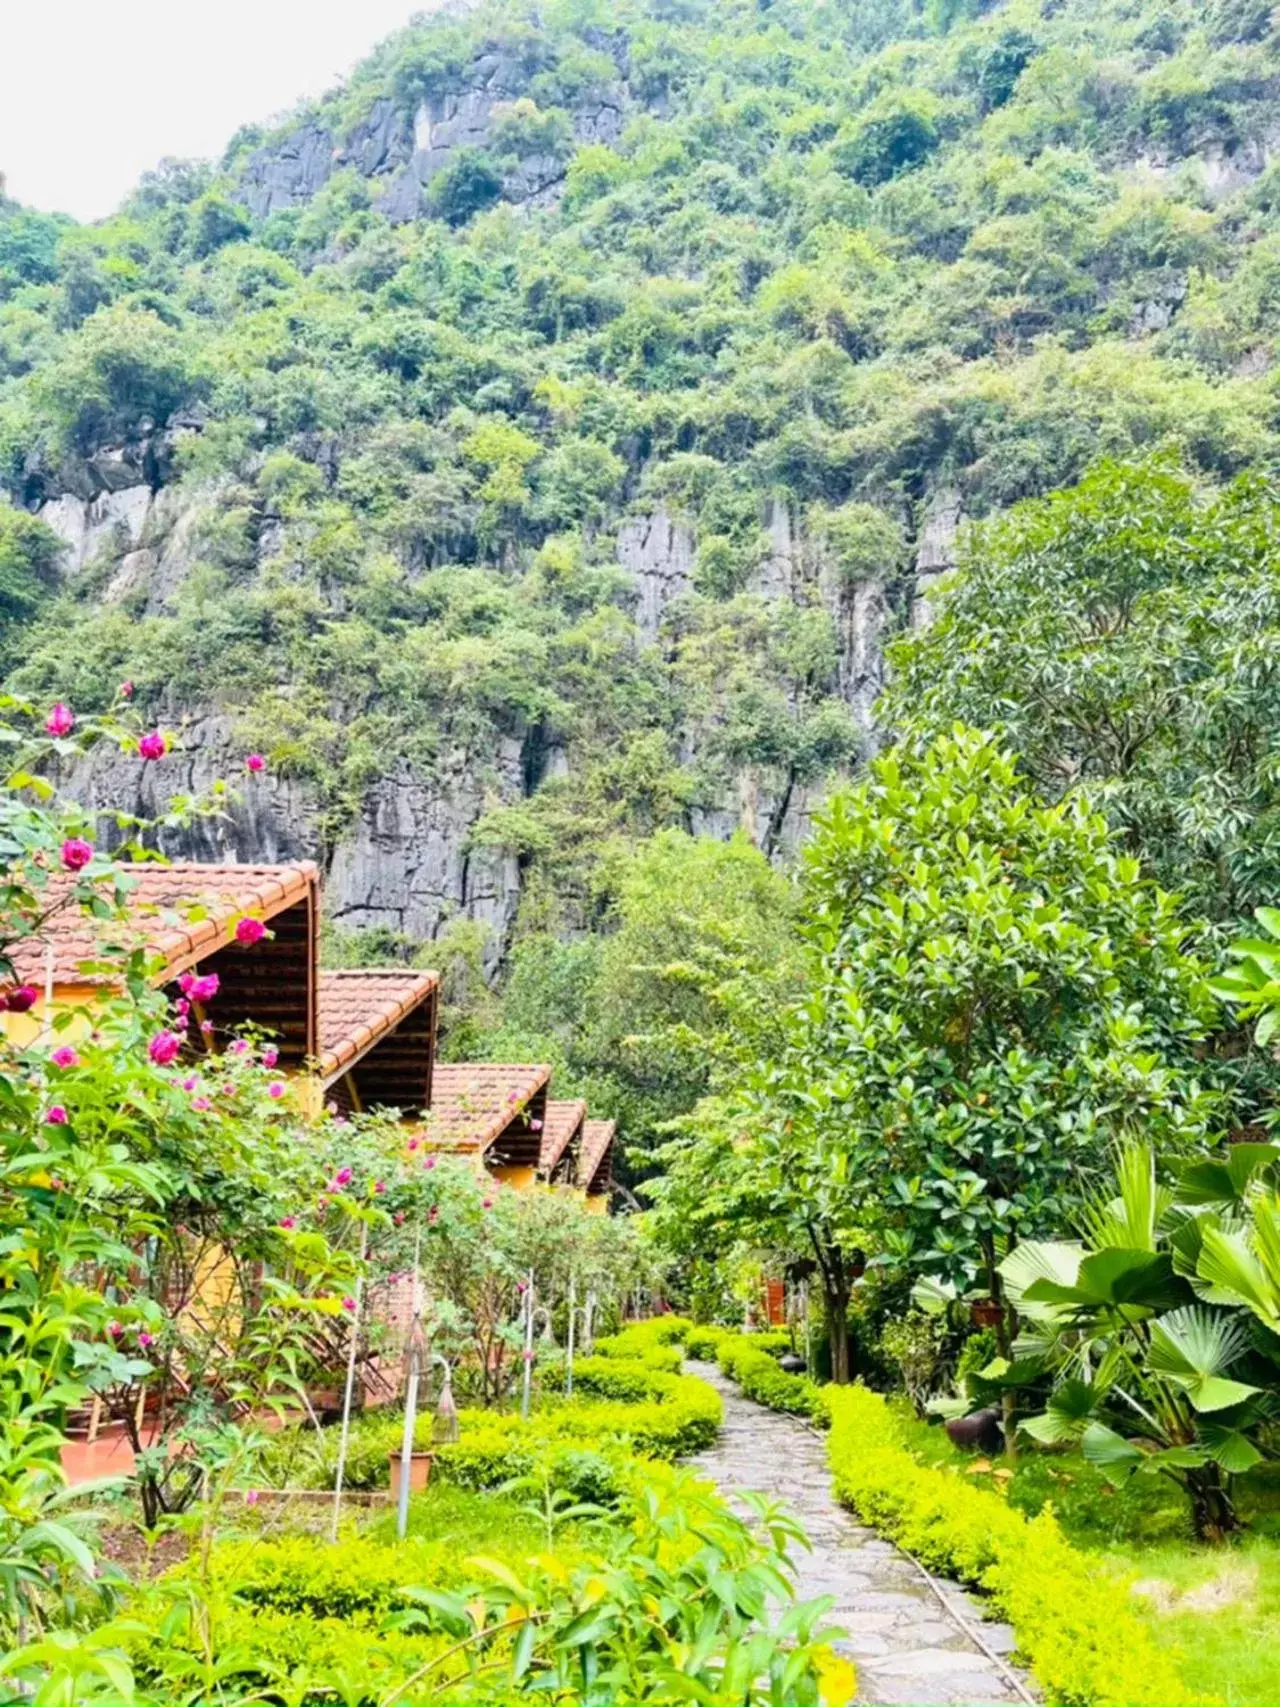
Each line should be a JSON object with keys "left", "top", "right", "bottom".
{"left": 138, "top": 730, "right": 167, "bottom": 761}
{"left": 45, "top": 1105, "right": 68, "bottom": 1125}
{"left": 201, "top": 1020, "right": 214, "bottom": 1035}
{"left": 523, "top": 1350, "right": 534, "bottom": 1363}
{"left": 407, "top": 1137, "right": 420, "bottom": 1152}
{"left": 119, "top": 680, "right": 134, "bottom": 699}
{"left": 428, "top": 1206, "right": 439, "bottom": 1224}
{"left": 230, "top": 1038, "right": 249, "bottom": 1055}
{"left": 189, "top": 973, "right": 219, "bottom": 1003}
{"left": 246, "top": 753, "right": 266, "bottom": 773}
{"left": 138, "top": 1330, "right": 154, "bottom": 1348}
{"left": 192, "top": 1097, "right": 211, "bottom": 1112}
{"left": 394, "top": 1211, "right": 406, "bottom": 1226}
{"left": 245, "top": 1489, "right": 260, "bottom": 1506}
{"left": 374, "top": 1179, "right": 386, "bottom": 1194}
{"left": 178, "top": 973, "right": 195, "bottom": 995}
{"left": 341, "top": 1296, "right": 356, "bottom": 1313}
{"left": 530, "top": 1118, "right": 543, "bottom": 1132}
{"left": 149, "top": 1031, "right": 181, "bottom": 1067}
{"left": 278, "top": 1216, "right": 296, "bottom": 1230}
{"left": 268, "top": 1081, "right": 284, "bottom": 1100}
{"left": 333, "top": 1166, "right": 352, "bottom": 1187}
{"left": 262, "top": 1046, "right": 278, "bottom": 1068}
{"left": 234, "top": 916, "right": 266, "bottom": 946}
{"left": 5, "top": 985, "right": 38, "bottom": 1014}
{"left": 50, "top": 1046, "right": 78, "bottom": 1069}
{"left": 107, "top": 1321, "right": 123, "bottom": 1339}
{"left": 45, "top": 703, "right": 74, "bottom": 737}
{"left": 424, "top": 1154, "right": 437, "bottom": 1170}
{"left": 182, "top": 1076, "right": 198, "bottom": 1092}
{"left": 482, "top": 1197, "right": 493, "bottom": 1210}
{"left": 60, "top": 837, "right": 93, "bottom": 872}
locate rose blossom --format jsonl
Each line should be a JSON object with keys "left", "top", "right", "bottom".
{"left": 45, "top": 703, "right": 74, "bottom": 737}
{"left": 60, "top": 837, "right": 93, "bottom": 872}
{"left": 235, "top": 917, "right": 266, "bottom": 946}
{"left": 149, "top": 1031, "right": 181, "bottom": 1067}
{"left": 107, "top": 1321, "right": 123, "bottom": 1339}
{"left": 262, "top": 1046, "right": 278, "bottom": 1068}
{"left": 201, "top": 1020, "right": 214, "bottom": 1035}
{"left": 374, "top": 1179, "right": 386, "bottom": 1194}
{"left": 188, "top": 973, "right": 219, "bottom": 1003}
{"left": 267, "top": 1081, "right": 284, "bottom": 1100}
{"left": 138, "top": 730, "right": 167, "bottom": 761}
{"left": 119, "top": 680, "right": 134, "bottom": 699}
{"left": 192, "top": 1097, "right": 211, "bottom": 1112}
{"left": 333, "top": 1167, "right": 352, "bottom": 1187}
{"left": 230, "top": 1038, "right": 249, "bottom": 1055}
{"left": 138, "top": 1331, "right": 154, "bottom": 1348}
{"left": 50, "top": 1046, "right": 79, "bottom": 1069}
{"left": 45, "top": 1105, "right": 68, "bottom": 1125}
{"left": 279, "top": 1216, "right": 296, "bottom": 1230}
{"left": 341, "top": 1296, "right": 356, "bottom": 1313}
{"left": 4, "top": 985, "right": 37, "bottom": 1014}
{"left": 246, "top": 753, "right": 266, "bottom": 773}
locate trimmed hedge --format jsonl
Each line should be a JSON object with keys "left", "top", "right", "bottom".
{"left": 715, "top": 1333, "right": 830, "bottom": 1423}
{"left": 826, "top": 1386, "right": 1194, "bottom": 1707}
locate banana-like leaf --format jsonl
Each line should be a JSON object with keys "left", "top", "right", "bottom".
{"left": 910, "top": 1275, "right": 958, "bottom": 1317}
{"left": 1082, "top": 1421, "right": 1142, "bottom": 1470}
{"left": 1178, "top": 1146, "right": 1280, "bottom": 1208}
{"left": 1197, "top": 1223, "right": 1280, "bottom": 1333}
{"left": 1020, "top": 1377, "right": 1104, "bottom": 1445}
{"left": 1081, "top": 1144, "right": 1169, "bottom": 1253}
{"left": 1023, "top": 1248, "right": 1184, "bottom": 1311}
{"left": 998, "top": 1240, "right": 1083, "bottom": 1321}
{"left": 1147, "top": 1306, "right": 1259, "bottom": 1412}
{"left": 1199, "top": 1421, "right": 1265, "bottom": 1474}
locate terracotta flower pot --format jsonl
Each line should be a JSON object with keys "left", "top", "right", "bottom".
{"left": 970, "top": 1299, "right": 1004, "bottom": 1329}
{"left": 388, "top": 1450, "right": 433, "bottom": 1499}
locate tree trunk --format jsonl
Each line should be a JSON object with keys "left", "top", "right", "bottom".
{"left": 823, "top": 1274, "right": 852, "bottom": 1385}
{"left": 1188, "top": 1466, "right": 1239, "bottom": 1544}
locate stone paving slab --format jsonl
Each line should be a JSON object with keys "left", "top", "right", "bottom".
{"left": 686, "top": 1363, "right": 1037, "bottom": 1706}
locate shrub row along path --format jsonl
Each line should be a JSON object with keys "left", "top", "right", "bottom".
{"left": 687, "top": 1364, "right": 1037, "bottom": 1706}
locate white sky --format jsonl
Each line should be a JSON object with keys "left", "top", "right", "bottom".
{"left": 1, "top": 1, "right": 423, "bottom": 222}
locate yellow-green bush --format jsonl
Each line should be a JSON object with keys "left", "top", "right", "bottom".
{"left": 827, "top": 1386, "right": 1195, "bottom": 1707}
{"left": 716, "top": 1333, "right": 830, "bottom": 1423}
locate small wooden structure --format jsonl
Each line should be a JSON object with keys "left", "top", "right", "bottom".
{"left": 579, "top": 1118, "right": 616, "bottom": 1210}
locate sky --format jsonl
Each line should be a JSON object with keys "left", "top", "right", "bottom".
{"left": 1, "top": 0, "right": 424, "bottom": 223}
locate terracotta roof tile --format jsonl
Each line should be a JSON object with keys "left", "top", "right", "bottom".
{"left": 540, "top": 1099, "right": 585, "bottom": 1172}
{"left": 317, "top": 969, "right": 439, "bottom": 1081}
{"left": 580, "top": 1118, "right": 616, "bottom": 1193}
{"left": 7, "top": 863, "right": 319, "bottom": 987}
{"left": 425, "top": 1062, "right": 552, "bottom": 1156}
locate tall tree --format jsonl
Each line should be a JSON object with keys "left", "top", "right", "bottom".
{"left": 886, "top": 460, "right": 1280, "bottom": 927}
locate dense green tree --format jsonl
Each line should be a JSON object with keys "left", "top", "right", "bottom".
{"left": 886, "top": 460, "right": 1280, "bottom": 926}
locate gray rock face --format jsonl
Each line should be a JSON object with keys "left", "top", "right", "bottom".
{"left": 39, "top": 485, "right": 153, "bottom": 577}
{"left": 911, "top": 488, "right": 963, "bottom": 629}
{"left": 326, "top": 747, "right": 524, "bottom": 969}
{"left": 68, "top": 712, "right": 527, "bottom": 969}
{"left": 616, "top": 505, "right": 695, "bottom": 639}
{"left": 237, "top": 49, "right": 627, "bottom": 226}
{"left": 241, "top": 121, "right": 336, "bottom": 218}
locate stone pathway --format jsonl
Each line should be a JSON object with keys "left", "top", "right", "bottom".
{"left": 687, "top": 1364, "right": 1036, "bottom": 1706}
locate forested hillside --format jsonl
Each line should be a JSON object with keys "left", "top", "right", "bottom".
{"left": 1, "top": 0, "right": 1278, "bottom": 1041}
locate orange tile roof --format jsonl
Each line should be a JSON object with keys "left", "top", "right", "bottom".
{"left": 540, "top": 1099, "right": 585, "bottom": 1172}
{"left": 317, "top": 969, "right": 439, "bottom": 1081}
{"left": 580, "top": 1118, "right": 616, "bottom": 1192}
{"left": 7, "top": 863, "right": 319, "bottom": 987}
{"left": 425, "top": 1062, "right": 552, "bottom": 1155}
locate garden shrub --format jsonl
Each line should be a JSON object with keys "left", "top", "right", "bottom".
{"left": 826, "top": 1386, "right": 1195, "bottom": 1707}
{"left": 716, "top": 1334, "right": 830, "bottom": 1423}
{"left": 682, "top": 1324, "right": 727, "bottom": 1359}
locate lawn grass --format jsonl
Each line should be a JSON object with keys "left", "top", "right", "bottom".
{"left": 884, "top": 1396, "right": 1280, "bottom": 1706}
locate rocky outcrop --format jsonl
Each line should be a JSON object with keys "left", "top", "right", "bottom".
{"left": 616, "top": 506, "right": 695, "bottom": 640}
{"left": 67, "top": 712, "right": 526, "bottom": 971}
{"left": 39, "top": 487, "right": 152, "bottom": 577}
{"left": 239, "top": 57, "right": 625, "bottom": 225}
{"left": 911, "top": 488, "right": 963, "bottom": 629}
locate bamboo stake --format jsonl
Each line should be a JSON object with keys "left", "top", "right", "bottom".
{"left": 565, "top": 1272, "right": 576, "bottom": 1397}
{"left": 520, "top": 1268, "right": 535, "bottom": 1420}
{"left": 329, "top": 1220, "right": 368, "bottom": 1544}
